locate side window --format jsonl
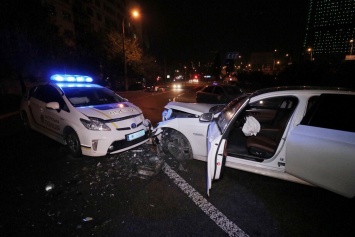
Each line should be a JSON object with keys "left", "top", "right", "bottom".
{"left": 305, "top": 96, "right": 319, "bottom": 114}
{"left": 32, "top": 85, "right": 69, "bottom": 112}
{"left": 245, "top": 96, "right": 298, "bottom": 127}
{"left": 301, "top": 94, "right": 355, "bottom": 132}
{"left": 203, "top": 86, "right": 214, "bottom": 93}
{"left": 41, "top": 85, "right": 62, "bottom": 103}
{"left": 249, "top": 97, "right": 285, "bottom": 109}
{"left": 214, "top": 86, "right": 224, "bottom": 95}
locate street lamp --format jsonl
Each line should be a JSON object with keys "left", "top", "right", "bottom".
{"left": 122, "top": 9, "right": 140, "bottom": 91}
{"left": 307, "top": 48, "right": 313, "bottom": 61}
{"left": 350, "top": 39, "right": 354, "bottom": 55}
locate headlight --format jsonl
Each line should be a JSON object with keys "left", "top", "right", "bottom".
{"left": 80, "top": 118, "right": 111, "bottom": 131}
{"left": 143, "top": 119, "right": 151, "bottom": 127}
{"left": 162, "top": 108, "right": 173, "bottom": 121}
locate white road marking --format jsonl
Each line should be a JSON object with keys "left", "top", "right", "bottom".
{"left": 162, "top": 163, "right": 249, "bottom": 237}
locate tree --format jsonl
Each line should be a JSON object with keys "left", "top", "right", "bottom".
{"left": 105, "top": 32, "right": 142, "bottom": 69}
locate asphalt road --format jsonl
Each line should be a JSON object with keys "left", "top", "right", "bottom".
{"left": 1, "top": 86, "right": 355, "bottom": 237}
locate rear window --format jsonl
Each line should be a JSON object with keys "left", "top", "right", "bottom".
{"left": 301, "top": 94, "right": 355, "bottom": 132}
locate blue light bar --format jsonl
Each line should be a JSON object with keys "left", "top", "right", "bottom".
{"left": 50, "top": 74, "right": 93, "bottom": 83}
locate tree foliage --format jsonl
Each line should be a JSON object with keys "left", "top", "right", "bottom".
{"left": 105, "top": 32, "right": 142, "bottom": 64}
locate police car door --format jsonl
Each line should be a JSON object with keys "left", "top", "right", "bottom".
{"left": 35, "top": 85, "right": 63, "bottom": 136}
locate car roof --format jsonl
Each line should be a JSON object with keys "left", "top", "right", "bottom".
{"left": 250, "top": 86, "right": 355, "bottom": 97}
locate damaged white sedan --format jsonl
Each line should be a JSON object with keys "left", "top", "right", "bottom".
{"left": 154, "top": 86, "right": 355, "bottom": 198}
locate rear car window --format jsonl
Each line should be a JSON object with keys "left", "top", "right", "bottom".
{"left": 301, "top": 94, "right": 355, "bottom": 132}
{"left": 203, "top": 86, "right": 214, "bottom": 93}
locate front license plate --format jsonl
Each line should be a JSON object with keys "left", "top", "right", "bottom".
{"left": 126, "top": 129, "right": 145, "bottom": 141}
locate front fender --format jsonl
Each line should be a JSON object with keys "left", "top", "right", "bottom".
{"left": 152, "top": 119, "right": 180, "bottom": 137}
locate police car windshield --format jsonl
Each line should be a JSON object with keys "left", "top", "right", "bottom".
{"left": 63, "top": 87, "right": 126, "bottom": 107}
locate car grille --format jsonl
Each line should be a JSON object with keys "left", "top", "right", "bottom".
{"left": 106, "top": 113, "right": 142, "bottom": 123}
{"left": 116, "top": 121, "right": 143, "bottom": 131}
{"left": 108, "top": 133, "right": 149, "bottom": 153}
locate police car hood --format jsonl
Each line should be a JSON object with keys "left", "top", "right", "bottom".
{"left": 76, "top": 102, "right": 142, "bottom": 119}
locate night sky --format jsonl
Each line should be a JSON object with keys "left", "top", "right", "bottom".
{"left": 140, "top": 0, "right": 309, "bottom": 64}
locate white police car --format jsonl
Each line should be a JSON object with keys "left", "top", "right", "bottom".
{"left": 20, "top": 74, "right": 152, "bottom": 157}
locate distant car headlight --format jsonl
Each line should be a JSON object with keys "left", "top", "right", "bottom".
{"left": 80, "top": 118, "right": 111, "bottom": 131}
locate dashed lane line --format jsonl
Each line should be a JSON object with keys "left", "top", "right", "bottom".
{"left": 162, "top": 163, "right": 249, "bottom": 237}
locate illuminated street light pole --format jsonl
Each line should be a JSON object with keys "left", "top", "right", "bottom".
{"left": 122, "top": 9, "right": 140, "bottom": 91}
{"left": 122, "top": 18, "right": 127, "bottom": 90}
{"left": 307, "top": 48, "right": 313, "bottom": 61}
{"left": 350, "top": 39, "right": 354, "bottom": 55}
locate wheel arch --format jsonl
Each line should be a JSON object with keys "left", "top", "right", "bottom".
{"left": 63, "top": 126, "right": 79, "bottom": 142}
{"left": 159, "top": 127, "right": 194, "bottom": 160}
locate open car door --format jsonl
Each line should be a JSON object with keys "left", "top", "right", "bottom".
{"left": 286, "top": 94, "right": 355, "bottom": 198}
{"left": 207, "top": 95, "right": 249, "bottom": 196}
{"left": 207, "top": 130, "right": 226, "bottom": 196}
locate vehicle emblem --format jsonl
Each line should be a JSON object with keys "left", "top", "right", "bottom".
{"left": 131, "top": 123, "right": 137, "bottom": 128}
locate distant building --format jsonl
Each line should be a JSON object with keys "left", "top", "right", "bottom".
{"left": 303, "top": 0, "right": 355, "bottom": 62}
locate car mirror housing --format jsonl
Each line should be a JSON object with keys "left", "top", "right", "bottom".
{"left": 199, "top": 112, "right": 213, "bottom": 122}
{"left": 46, "top": 102, "right": 60, "bottom": 110}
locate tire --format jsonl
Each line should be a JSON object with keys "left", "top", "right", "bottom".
{"left": 161, "top": 129, "right": 192, "bottom": 161}
{"left": 65, "top": 129, "right": 82, "bottom": 157}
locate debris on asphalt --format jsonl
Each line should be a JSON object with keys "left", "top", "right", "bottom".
{"left": 178, "top": 163, "right": 188, "bottom": 172}
{"left": 82, "top": 217, "right": 93, "bottom": 222}
{"left": 45, "top": 182, "right": 55, "bottom": 192}
{"left": 38, "top": 143, "right": 165, "bottom": 234}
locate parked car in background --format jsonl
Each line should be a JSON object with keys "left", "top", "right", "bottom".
{"left": 196, "top": 84, "right": 244, "bottom": 103}
{"left": 20, "top": 74, "right": 152, "bottom": 157}
{"left": 154, "top": 86, "right": 355, "bottom": 198}
{"left": 144, "top": 83, "right": 157, "bottom": 92}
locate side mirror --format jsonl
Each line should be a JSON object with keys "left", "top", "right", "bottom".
{"left": 46, "top": 102, "right": 60, "bottom": 110}
{"left": 199, "top": 112, "right": 213, "bottom": 122}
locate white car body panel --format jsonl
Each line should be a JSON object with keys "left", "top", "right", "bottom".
{"left": 157, "top": 102, "right": 222, "bottom": 160}
{"left": 207, "top": 135, "right": 224, "bottom": 196}
{"left": 286, "top": 125, "right": 355, "bottom": 198}
{"left": 157, "top": 117, "right": 210, "bottom": 159}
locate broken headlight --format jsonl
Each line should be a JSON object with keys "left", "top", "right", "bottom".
{"left": 162, "top": 108, "right": 173, "bottom": 121}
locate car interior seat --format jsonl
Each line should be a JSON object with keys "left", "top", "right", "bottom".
{"left": 246, "top": 99, "right": 297, "bottom": 159}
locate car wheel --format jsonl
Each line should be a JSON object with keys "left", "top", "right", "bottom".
{"left": 161, "top": 128, "right": 192, "bottom": 161}
{"left": 65, "top": 129, "right": 82, "bottom": 157}
{"left": 21, "top": 112, "right": 31, "bottom": 132}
